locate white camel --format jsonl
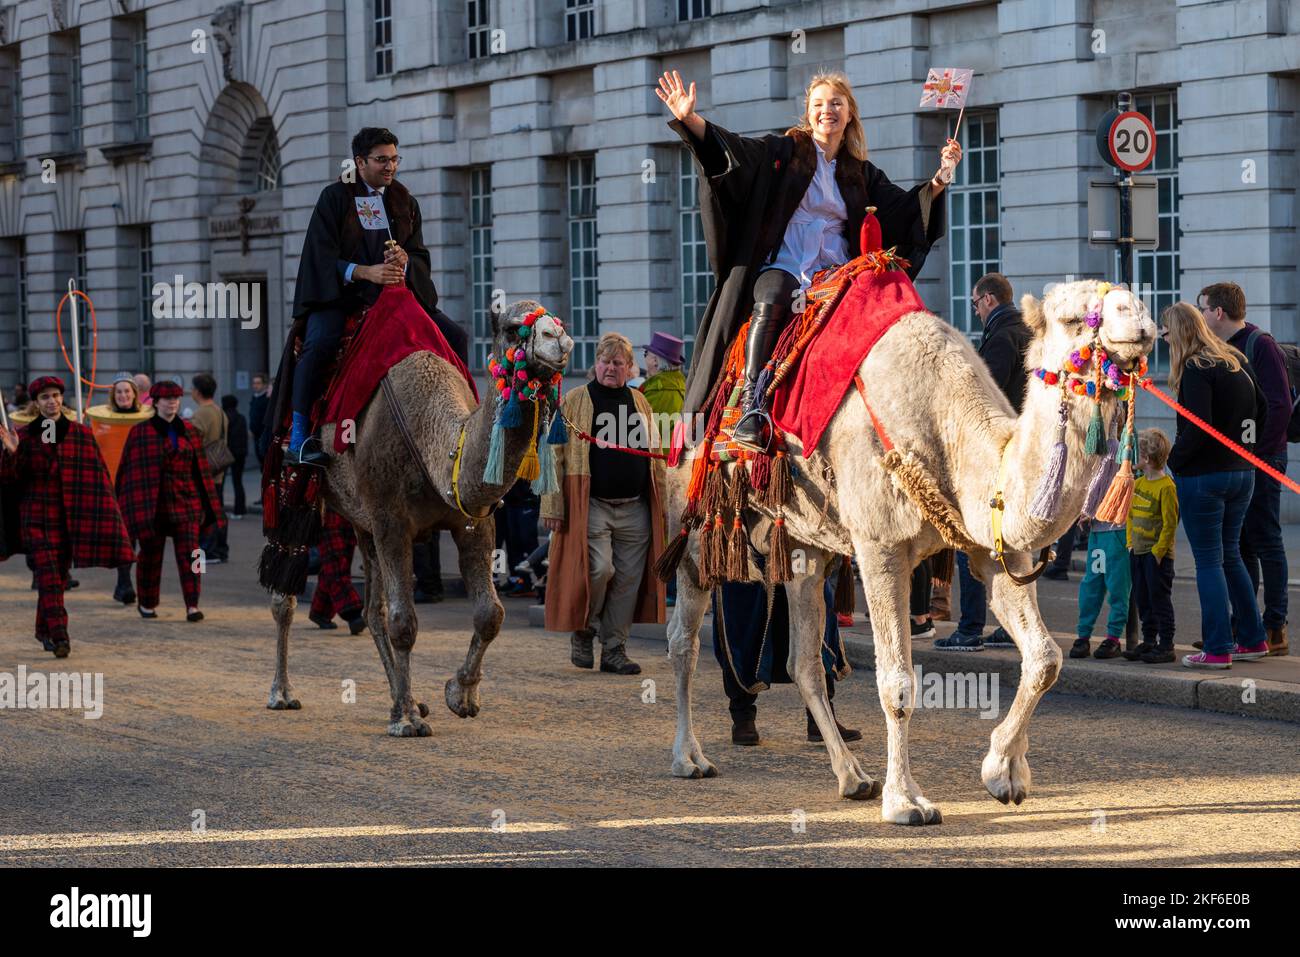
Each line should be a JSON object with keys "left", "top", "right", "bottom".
{"left": 665, "top": 279, "right": 1155, "bottom": 824}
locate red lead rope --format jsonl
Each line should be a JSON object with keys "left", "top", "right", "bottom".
{"left": 1139, "top": 378, "right": 1300, "bottom": 495}
{"left": 560, "top": 409, "right": 669, "bottom": 460}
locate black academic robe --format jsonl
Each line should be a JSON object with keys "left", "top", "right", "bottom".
{"left": 670, "top": 118, "right": 946, "bottom": 417}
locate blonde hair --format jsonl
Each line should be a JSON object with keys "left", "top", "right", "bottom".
{"left": 1138, "top": 428, "right": 1171, "bottom": 470}
{"left": 786, "top": 72, "right": 868, "bottom": 162}
{"left": 1163, "top": 301, "right": 1244, "bottom": 391}
{"left": 594, "top": 332, "right": 634, "bottom": 367}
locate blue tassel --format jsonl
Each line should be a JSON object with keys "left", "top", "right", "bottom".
{"left": 1029, "top": 424, "right": 1068, "bottom": 521}
{"left": 1085, "top": 403, "right": 1105, "bottom": 456}
{"left": 483, "top": 407, "right": 506, "bottom": 484}
{"left": 532, "top": 433, "right": 559, "bottom": 496}
{"left": 547, "top": 408, "right": 568, "bottom": 444}
{"left": 751, "top": 367, "right": 774, "bottom": 411}
{"left": 1082, "top": 438, "right": 1121, "bottom": 518}
{"left": 499, "top": 392, "right": 523, "bottom": 429}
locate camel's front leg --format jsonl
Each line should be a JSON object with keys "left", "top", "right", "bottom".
{"left": 857, "top": 546, "right": 942, "bottom": 825}
{"left": 978, "top": 551, "right": 1061, "bottom": 805}
{"left": 357, "top": 529, "right": 430, "bottom": 721}
{"left": 786, "top": 569, "right": 879, "bottom": 801}
{"left": 444, "top": 521, "right": 502, "bottom": 718}
{"left": 372, "top": 517, "right": 430, "bottom": 737}
{"left": 666, "top": 554, "right": 717, "bottom": 779}
{"left": 267, "top": 591, "right": 301, "bottom": 710}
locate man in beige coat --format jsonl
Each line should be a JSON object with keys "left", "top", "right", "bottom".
{"left": 543, "top": 333, "right": 666, "bottom": 674}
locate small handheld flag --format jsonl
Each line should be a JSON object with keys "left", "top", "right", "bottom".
{"left": 354, "top": 195, "right": 392, "bottom": 233}
{"left": 919, "top": 67, "right": 973, "bottom": 184}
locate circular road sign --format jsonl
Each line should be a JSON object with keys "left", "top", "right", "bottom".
{"left": 1103, "top": 110, "right": 1157, "bottom": 172}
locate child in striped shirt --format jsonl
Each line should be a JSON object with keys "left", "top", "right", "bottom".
{"left": 1124, "top": 428, "right": 1180, "bottom": 663}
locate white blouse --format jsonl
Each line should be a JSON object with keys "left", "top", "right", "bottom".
{"left": 762, "top": 138, "right": 849, "bottom": 288}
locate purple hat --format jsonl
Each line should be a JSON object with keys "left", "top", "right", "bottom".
{"left": 641, "top": 332, "right": 685, "bottom": 367}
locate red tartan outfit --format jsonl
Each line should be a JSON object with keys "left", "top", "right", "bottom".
{"left": 0, "top": 416, "right": 133, "bottom": 642}
{"left": 116, "top": 416, "right": 220, "bottom": 610}
{"left": 310, "top": 509, "right": 362, "bottom": 622}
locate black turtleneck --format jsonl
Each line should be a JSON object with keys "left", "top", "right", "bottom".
{"left": 586, "top": 380, "right": 649, "bottom": 501}
{"left": 38, "top": 414, "right": 71, "bottom": 444}
{"left": 150, "top": 413, "right": 185, "bottom": 449}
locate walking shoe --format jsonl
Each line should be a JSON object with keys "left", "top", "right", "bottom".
{"left": 1192, "top": 639, "right": 1203, "bottom": 650}
{"left": 910, "top": 618, "right": 936, "bottom": 640}
{"left": 1093, "top": 637, "right": 1123, "bottom": 659}
{"left": 837, "top": 613, "right": 854, "bottom": 628}
{"left": 343, "top": 612, "right": 368, "bottom": 635}
{"left": 186, "top": 608, "right": 205, "bottom": 623}
{"left": 1069, "top": 638, "right": 1091, "bottom": 659}
{"left": 1182, "top": 651, "right": 1231, "bottom": 670}
{"left": 929, "top": 584, "right": 952, "bottom": 621}
{"left": 599, "top": 644, "right": 642, "bottom": 675}
{"left": 1231, "top": 641, "right": 1270, "bottom": 662}
{"left": 984, "top": 626, "right": 1015, "bottom": 648}
{"left": 52, "top": 640, "right": 70, "bottom": 659}
{"left": 1043, "top": 567, "right": 1070, "bottom": 581}
{"left": 934, "top": 631, "right": 984, "bottom": 651}
{"left": 570, "top": 630, "right": 594, "bottom": 669}
{"left": 67, "top": 579, "right": 79, "bottom": 589}
{"left": 309, "top": 610, "right": 339, "bottom": 630}
{"left": 732, "top": 718, "right": 760, "bottom": 746}
{"left": 1139, "top": 644, "right": 1176, "bottom": 664}
{"left": 138, "top": 606, "right": 158, "bottom": 619}
{"left": 1267, "top": 625, "right": 1289, "bottom": 657}
{"left": 1122, "top": 640, "right": 1157, "bottom": 661}
{"left": 808, "top": 718, "right": 863, "bottom": 743}
{"left": 38, "top": 636, "right": 55, "bottom": 653}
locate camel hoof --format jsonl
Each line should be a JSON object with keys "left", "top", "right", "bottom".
{"left": 672, "top": 757, "right": 716, "bottom": 779}
{"left": 417, "top": 701, "right": 430, "bottom": 718}
{"left": 981, "top": 750, "right": 1031, "bottom": 806}
{"left": 882, "top": 792, "right": 943, "bottom": 825}
{"left": 444, "top": 677, "right": 480, "bottom": 718}
{"left": 267, "top": 689, "right": 301, "bottom": 710}
{"left": 842, "top": 778, "right": 881, "bottom": 801}
{"left": 387, "top": 717, "right": 432, "bottom": 737}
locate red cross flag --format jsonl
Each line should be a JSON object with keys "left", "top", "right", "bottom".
{"left": 919, "top": 67, "right": 973, "bottom": 110}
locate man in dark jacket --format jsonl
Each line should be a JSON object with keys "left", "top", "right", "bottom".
{"left": 937, "top": 273, "right": 1033, "bottom": 652}
{"left": 221, "top": 394, "right": 249, "bottom": 517}
{"left": 1201, "top": 281, "right": 1290, "bottom": 656}
{"left": 248, "top": 373, "right": 269, "bottom": 469}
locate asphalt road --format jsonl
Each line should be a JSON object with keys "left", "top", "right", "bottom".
{"left": 0, "top": 518, "right": 1296, "bottom": 867}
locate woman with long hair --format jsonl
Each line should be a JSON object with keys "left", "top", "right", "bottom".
{"left": 660, "top": 69, "right": 956, "bottom": 449}
{"left": 1162, "top": 302, "right": 1269, "bottom": 668}
{"left": 656, "top": 69, "right": 958, "bottom": 451}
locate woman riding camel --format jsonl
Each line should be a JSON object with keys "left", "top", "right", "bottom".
{"left": 656, "top": 69, "right": 961, "bottom": 451}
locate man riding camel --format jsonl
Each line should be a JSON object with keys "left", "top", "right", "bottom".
{"left": 283, "top": 126, "right": 468, "bottom": 465}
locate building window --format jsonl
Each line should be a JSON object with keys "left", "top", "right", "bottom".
{"left": 567, "top": 155, "right": 598, "bottom": 372}
{"left": 257, "top": 129, "right": 281, "bottom": 192}
{"left": 68, "top": 38, "right": 82, "bottom": 151}
{"left": 132, "top": 21, "right": 149, "bottom": 139}
{"left": 946, "top": 111, "right": 1000, "bottom": 341}
{"left": 566, "top": 0, "right": 595, "bottom": 41}
{"left": 137, "top": 227, "right": 155, "bottom": 376}
{"left": 57, "top": 231, "right": 92, "bottom": 364}
{"left": 467, "top": 0, "right": 491, "bottom": 60}
{"left": 16, "top": 238, "right": 29, "bottom": 385}
{"left": 1124, "top": 91, "right": 1180, "bottom": 372}
{"left": 1, "top": 46, "right": 19, "bottom": 161}
{"left": 469, "top": 167, "right": 494, "bottom": 370}
{"left": 678, "top": 0, "right": 712, "bottom": 21}
{"left": 373, "top": 0, "right": 394, "bottom": 77}
{"left": 679, "top": 148, "right": 712, "bottom": 364}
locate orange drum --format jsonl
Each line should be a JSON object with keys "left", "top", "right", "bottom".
{"left": 9, "top": 406, "right": 77, "bottom": 426}
{"left": 85, "top": 404, "right": 154, "bottom": 481}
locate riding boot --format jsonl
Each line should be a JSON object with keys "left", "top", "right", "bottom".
{"left": 731, "top": 300, "right": 789, "bottom": 452}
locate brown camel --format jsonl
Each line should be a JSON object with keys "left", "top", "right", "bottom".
{"left": 665, "top": 279, "right": 1155, "bottom": 823}
{"left": 267, "top": 301, "right": 573, "bottom": 736}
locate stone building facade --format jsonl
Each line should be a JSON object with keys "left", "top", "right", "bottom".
{"left": 1, "top": 0, "right": 1298, "bottom": 505}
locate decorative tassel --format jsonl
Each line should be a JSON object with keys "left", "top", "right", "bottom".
{"left": 547, "top": 407, "right": 568, "bottom": 444}
{"left": 667, "top": 419, "right": 686, "bottom": 468}
{"left": 531, "top": 435, "right": 558, "bottom": 496}
{"left": 697, "top": 521, "right": 715, "bottom": 586}
{"left": 483, "top": 407, "right": 506, "bottom": 484}
{"left": 751, "top": 365, "right": 774, "bottom": 410}
{"left": 1029, "top": 402, "right": 1069, "bottom": 520}
{"left": 499, "top": 391, "right": 523, "bottom": 429}
{"left": 729, "top": 463, "right": 749, "bottom": 513}
{"left": 1085, "top": 403, "right": 1105, "bottom": 455}
{"left": 1082, "top": 437, "right": 1120, "bottom": 518}
{"left": 833, "top": 555, "right": 856, "bottom": 616}
{"left": 726, "top": 512, "right": 748, "bottom": 581}
{"left": 766, "top": 514, "right": 792, "bottom": 585}
{"left": 1095, "top": 394, "right": 1138, "bottom": 523}
{"left": 764, "top": 449, "right": 791, "bottom": 508}
{"left": 654, "top": 528, "right": 691, "bottom": 583}
{"left": 686, "top": 450, "right": 710, "bottom": 505}
{"left": 701, "top": 463, "right": 725, "bottom": 519}
{"left": 516, "top": 403, "right": 541, "bottom": 482}
{"left": 708, "top": 512, "right": 727, "bottom": 582}
{"left": 750, "top": 451, "right": 772, "bottom": 493}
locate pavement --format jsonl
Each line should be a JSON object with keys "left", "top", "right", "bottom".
{"left": 1, "top": 513, "right": 1297, "bottom": 867}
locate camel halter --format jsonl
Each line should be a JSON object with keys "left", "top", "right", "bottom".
{"left": 450, "top": 421, "right": 493, "bottom": 523}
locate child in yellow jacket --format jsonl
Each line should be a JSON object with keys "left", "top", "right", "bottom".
{"left": 1125, "top": 428, "right": 1180, "bottom": 663}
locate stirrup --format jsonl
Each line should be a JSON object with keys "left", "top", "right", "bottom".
{"left": 286, "top": 435, "right": 330, "bottom": 467}
{"left": 731, "top": 408, "right": 774, "bottom": 454}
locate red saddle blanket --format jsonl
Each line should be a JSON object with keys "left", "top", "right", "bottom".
{"left": 321, "top": 286, "right": 478, "bottom": 452}
{"left": 769, "top": 267, "right": 928, "bottom": 454}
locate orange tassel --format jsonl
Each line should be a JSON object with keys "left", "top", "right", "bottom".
{"left": 1095, "top": 459, "right": 1136, "bottom": 524}
{"left": 686, "top": 451, "right": 710, "bottom": 505}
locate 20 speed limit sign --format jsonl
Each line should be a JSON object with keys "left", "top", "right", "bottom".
{"left": 1105, "top": 111, "right": 1156, "bottom": 172}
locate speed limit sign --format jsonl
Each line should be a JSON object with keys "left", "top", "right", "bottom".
{"left": 1100, "top": 110, "right": 1156, "bottom": 172}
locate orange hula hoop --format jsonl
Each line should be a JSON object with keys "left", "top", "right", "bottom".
{"left": 55, "top": 289, "right": 112, "bottom": 410}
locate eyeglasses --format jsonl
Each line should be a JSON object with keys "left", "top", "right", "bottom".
{"left": 1158, "top": 328, "right": 1169, "bottom": 339}
{"left": 368, "top": 155, "right": 401, "bottom": 167}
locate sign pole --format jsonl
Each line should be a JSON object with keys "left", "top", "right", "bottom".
{"left": 1116, "top": 91, "right": 1134, "bottom": 289}
{"left": 68, "top": 278, "right": 85, "bottom": 423}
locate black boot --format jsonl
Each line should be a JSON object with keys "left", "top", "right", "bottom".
{"left": 731, "top": 300, "right": 788, "bottom": 452}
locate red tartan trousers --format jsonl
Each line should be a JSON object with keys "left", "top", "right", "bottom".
{"left": 33, "top": 540, "right": 72, "bottom": 642}
{"left": 136, "top": 522, "right": 201, "bottom": 609}
{"left": 310, "top": 517, "right": 361, "bottom": 621}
